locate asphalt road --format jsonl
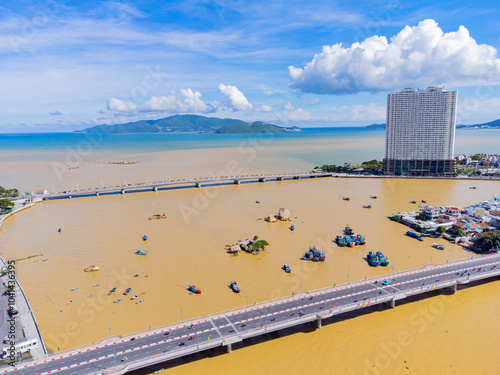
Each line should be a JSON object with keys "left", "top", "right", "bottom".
{"left": 3, "top": 253, "right": 500, "bottom": 375}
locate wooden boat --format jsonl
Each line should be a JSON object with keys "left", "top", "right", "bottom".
{"left": 84, "top": 265, "right": 100, "bottom": 272}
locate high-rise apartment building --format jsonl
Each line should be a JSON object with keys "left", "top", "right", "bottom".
{"left": 383, "top": 87, "right": 457, "bottom": 176}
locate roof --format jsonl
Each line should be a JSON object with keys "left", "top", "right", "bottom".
{"left": 453, "top": 221, "right": 466, "bottom": 228}
{"left": 479, "top": 222, "right": 490, "bottom": 228}
{"left": 473, "top": 210, "right": 486, "bottom": 216}
{"left": 467, "top": 222, "right": 480, "bottom": 229}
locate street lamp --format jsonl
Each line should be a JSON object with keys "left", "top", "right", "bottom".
{"left": 347, "top": 265, "right": 350, "bottom": 284}
{"left": 181, "top": 300, "right": 183, "bottom": 322}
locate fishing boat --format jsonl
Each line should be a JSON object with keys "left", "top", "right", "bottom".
{"left": 113, "top": 299, "right": 122, "bottom": 303}
{"left": 363, "top": 205, "right": 372, "bottom": 209}
{"left": 123, "top": 288, "right": 133, "bottom": 296}
{"left": 376, "top": 251, "right": 389, "bottom": 266}
{"left": 92, "top": 284, "right": 100, "bottom": 287}
{"left": 88, "top": 294, "right": 94, "bottom": 298}
{"left": 70, "top": 287, "right": 78, "bottom": 291}
{"left": 343, "top": 197, "right": 350, "bottom": 201}
{"left": 282, "top": 264, "right": 292, "bottom": 273}
{"left": 335, "top": 235, "right": 347, "bottom": 247}
{"left": 289, "top": 225, "right": 295, "bottom": 231}
{"left": 135, "top": 249, "right": 148, "bottom": 255}
{"left": 367, "top": 251, "right": 379, "bottom": 267}
{"left": 84, "top": 265, "right": 100, "bottom": 272}
{"left": 370, "top": 196, "right": 377, "bottom": 199}
{"left": 108, "top": 287, "right": 117, "bottom": 295}
{"left": 410, "top": 200, "right": 416, "bottom": 204}
{"left": 344, "top": 225, "right": 354, "bottom": 235}
{"left": 188, "top": 285, "right": 201, "bottom": 294}
{"left": 130, "top": 294, "right": 141, "bottom": 300}
{"left": 469, "top": 186, "right": 477, "bottom": 189}
{"left": 300, "top": 247, "right": 325, "bottom": 261}
{"left": 67, "top": 300, "right": 73, "bottom": 304}
{"left": 432, "top": 243, "right": 445, "bottom": 250}
{"left": 136, "top": 300, "right": 144, "bottom": 304}
{"left": 406, "top": 230, "right": 423, "bottom": 241}
{"left": 142, "top": 235, "right": 148, "bottom": 241}
{"left": 58, "top": 228, "right": 62, "bottom": 232}
{"left": 230, "top": 281, "right": 241, "bottom": 293}
{"left": 421, "top": 200, "right": 427, "bottom": 203}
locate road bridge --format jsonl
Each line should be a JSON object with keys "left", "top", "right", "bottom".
{"left": 2, "top": 253, "right": 500, "bottom": 375}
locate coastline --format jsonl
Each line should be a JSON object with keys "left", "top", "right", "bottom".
{"left": 0, "top": 202, "right": 47, "bottom": 362}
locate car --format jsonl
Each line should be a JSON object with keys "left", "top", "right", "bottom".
{"left": 121, "top": 357, "right": 128, "bottom": 362}
{"left": 382, "top": 280, "right": 391, "bottom": 285}
{"left": 130, "top": 337, "right": 135, "bottom": 341}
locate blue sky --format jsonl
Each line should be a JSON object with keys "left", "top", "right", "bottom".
{"left": 1, "top": 0, "right": 499, "bottom": 132}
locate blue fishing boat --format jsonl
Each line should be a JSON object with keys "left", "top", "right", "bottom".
{"left": 406, "top": 230, "right": 423, "bottom": 241}
{"left": 230, "top": 281, "right": 241, "bottom": 293}
{"left": 123, "top": 288, "right": 133, "bottom": 296}
{"left": 188, "top": 285, "right": 201, "bottom": 294}
{"left": 289, "top": 225, "right": 295, "bottom": 231}
{"left": 370, "top": 196, "right": 377, "bottom": 199}
{"left": 301, "top": 247, "right": 326, "bottom": 261}
{"left": 130, "top": 294, "right": 141, "bottom": 300}
{"left": 363, "top": 205, "right": 372, "bottom": 208}
{"left": 343, "top": 197, "right": 350, "bottom": 201}
{"left": 135, "top": 249, "right": 148, "bottom": 255}
{"left": 376, "top": 251, "right": 389, "bottom": 266}
{"left": 136, "top": 300, "right": 144, "bottom": 304}
{"left": 58, "top": 228, "right": 62, "bottom": 232}
{"left": 335, "top": 235, "right": 347, "bottom": 247}
{"left": 282, "top": 264, "right": 292, "bottom": 273}
{"left": 70, "top": 287, "right": 78, "bottom": 291}
{"left": 367, "top": 251, "right": 379, "bottom": 267}
{"left": 108, "top": 287, "right": 117, "bottom": 295}
{"left": 113, "top": 299, "right": 122, "bottom": 303}
{"left": 432, "top": 243, "right": 445, "bottom": 250}
{"left": 344, "top": 225, "right": 354, "bottom": 235}
{"left": 142, "top": 235, "right": 148, "bottom": 241}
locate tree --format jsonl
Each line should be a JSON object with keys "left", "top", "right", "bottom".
{"left": 416, "top": 212, "right": 426, "bottom": 221}
{"left": 251, "top": 240, "right": 269, "bottom": 251}
{"left": 437, "top": 226, "right": 447, "bottom": 234}
{"left": 455, "top": 229, "right": 466, "bottom": 237}
{"left": 0, "top": 198, "right": 14, "bottom": 209}
{"left": 473, "top": 231, "right": 500, "bottom": 253}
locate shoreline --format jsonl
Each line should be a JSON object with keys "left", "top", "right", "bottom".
{"left": 0, "top": 202, "right": 48, "bottom": 362}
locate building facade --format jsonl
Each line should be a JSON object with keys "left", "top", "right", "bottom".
{"left": 383, "top": 87, "right": 457, "bottom": 176}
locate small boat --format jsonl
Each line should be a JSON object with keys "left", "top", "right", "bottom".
{"left": 363, "top": 205, "right": 371, "bottom": 209}
{"left": 410, "top": 201, "right": 416, "bottom": 204}
{"left": 88, "top": 294, "right": 94, "bottom": 298}
{"left": 84, "top": 265, "right": 100, "bottom": 272}
{"left": 255, "top": 201, "right": 260, "bottom": 204}
{"left": 67, "top": 300, "right": 73, "bottom": 304}
{"left": 289, "top": 225, "right": 295, "bottom": 231}
{"left": 130, "top": 294, "right": 141, "bottom": 300}
{"left": 343, "top": 197, "right": 350, "bottom": 201}
{"left": 282, "top": 264, "right": 292, "bottom": 273}
{"left": 370, "top": 196, "right": 377, "bottom": 199}
{"left": 57, "top": 228, "right": 62, "bottom": 232}
{"left": 367, "top": 251, "right": 380, "bottom": 267}
{"left": 406, "top": 230, "right": 423, "bottom": 241}
{"left": 133, "top": 274, "right": 140, "bottom": 277}
{"left": 187, "top": 285, "right": 201, "bottom": 294}
{"left": 42, "top": 259, "right": 48, "bottom": 262}
{"left": 70, "top": 287, "right": 78, "bottom": 291}
{"left": 114, "top": 299, "right": 122, "bottom": 303}
{"left": 135, "top": 249, "right": 148, "bottom": 255}
{"left": 300, "top": 247, "right": 325, "bottom": 261}
{"left": 136, "top": 300, "right": 145, "bottom": 304}
{"left": 108, "top": 287, "right": 117, "bottom": 295}
{"left": 230, "top": 281, "right": 241, "bottom": 293}
{"left": 142, "top": 235, "right": 148, "bottom": 241}
{"left": 92, "top": 284, "right": 100, "bottom": 287}
{"left": 469, "top": 186, "right": 477, "bottom": 189}
{"left": 377, "top": 251, "right": 389, "bottom": 266}
{"left": 432, "top": 243, "right": 445, "bottom": 250}
{"left": 421, "top": 200, "right": 427, "bottom": 203}
{"left": 344, "top": 225, "right": 354, "bottom": 235}
{"left": 124, "top": 288, "right": 133, "bottom": 296}
{"left": 60, "top": 308, "right": 63, "bottom": 312}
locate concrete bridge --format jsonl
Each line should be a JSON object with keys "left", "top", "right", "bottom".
{"left": 3, "top": 253, "right": 500, "bottom": 375}
{"left": 40, "top": 172, "right": 333, "bottom": 200}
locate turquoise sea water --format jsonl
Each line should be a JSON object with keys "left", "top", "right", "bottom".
{"left": 0, "top": 128, "right": 498, "bottom": 166}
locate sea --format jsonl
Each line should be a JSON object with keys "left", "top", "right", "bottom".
{"left": 0, "top": 127, "right": 499, "bottom": 375}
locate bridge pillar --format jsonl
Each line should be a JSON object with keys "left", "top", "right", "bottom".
{"left": 391, "top": 298, "right": 396, "bottom": 308}
{"left": 277, "top": 177, "right": 283, "bottom": 181}
{"left": 95, "top": 192, "right": 99, "bottom": 196}
{"left": 153, "top": 186, "right": 158, "bottom": 192}
{"left": 309, "top": 175, "right": 317, "bottom": 178}
{"left": 234, "top": 180, "right": 240, "bottom": 185}
{"left": 293, "top": 176, "right": 300, "bottom": 180}
{"left": 226, "top": 343, "right": 232, "bottom": 353}
{"left": 121, "top": 189, "right": 125, "bottom": 194}
{"left": 195, "top": 182, "right": 201, "bottom": 188}
{"left": 258, "top": 178, "right": 265, "bottom": 182}
{"left": 316, "top": 317, "right": 322, "bottom": 329}
{"left": 453, "top": 281, "right": 458, "bottom": 293}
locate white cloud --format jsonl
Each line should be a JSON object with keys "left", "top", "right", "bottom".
{"left": 259, "top": 105, "right": 273, "bottom": 113}
{"left": 309, "top": 97, "right": 320, "bottom": 105}
{"left": 284, "top": 101, "right": 296, "bottom": 111}
{"left": 107, "top": 88, "right": 213, "bottom": 113}
{"left": 289, "top": 19, "right": 500, "bottom": 94}
{"left": 457, "top": 97, "right": 500, "bottom": 124}
{"left": 283, "top": 101, "right": 311, "bottom": 121}
{"left": 218, "top": 84, "right": 253, "bottom": 111}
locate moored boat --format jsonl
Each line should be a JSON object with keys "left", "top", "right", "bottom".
{"left": 135, "top": 249, "right": 148, "bottom": 255}
{"left": 289, "top": 225, "right": 295, "bottom": 231}
{"left": 367, "top": 251, "right": 379, "bottom": 267}
{"left": 344, "top": 225, "right": 354, "bottom": 235}
{"left": 142, "top": 235, "right": 148, "bottom": 241}
{"left": 406, "top": 230, "right": 423, "bottom": 241}
{"left": 432, "top": 243, "right": 445, "bottom": 250}
{"left": 108, "top": 287, "right": 117, "bottom": 295}
{"left": 363, "top": 205, "right": 372, "bottom": 208}
{"left": 124, "top": 288, "right": 133, "bottom": 296}
{"left": 188, "top": 285, "right": 201, "bottom": 294}
{"left": 370, "top": 196, "right": 377, "bottom": 199}
{"left": 343, "top": 197, "right": 350, "bottom": 201}
{"left": 282, "top": 264, "right": 292, "bottom": 273}
{"left": 230, "top": 280, "right": 241, "bottom": 293}
{"left": 301, "top": 247, "right": 325, "bottom": 261}
{"left": 84, "top": 265, "right": 100, "bottom": 272}
{"left": 376, "top": 251, "right": 389, "bottom": 266}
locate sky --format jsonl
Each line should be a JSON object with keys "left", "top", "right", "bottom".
{"left": 1, "top": 0, "right": 500, "bottom": 132}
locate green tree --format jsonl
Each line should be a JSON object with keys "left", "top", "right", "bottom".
{"left": 416, "top": 212, "right": 426, "bottom": 221}
{"left": 0, "top": 199, "right": 14, "bottom": 209}
{"left": 473, "top": 231, "right": 500, "bottom": 253}
{"left": 437, "top": 226, "right": 447, "bottom": 234}
{"left": 251, "top": 240, "right": 269, "bottom": 251}
{"left": 455, "top": 229, "right": 466, "bottom": 237}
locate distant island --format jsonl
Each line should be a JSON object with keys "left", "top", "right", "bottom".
{"left": 76, "top": 115, "right": 300, "bottom": 134}
{"left": 364, "top": 118, "right": 500, "bottom": 130}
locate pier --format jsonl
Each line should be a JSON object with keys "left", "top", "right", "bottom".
{"left": 2, "top": 253, "right": 500, "bottom": 374}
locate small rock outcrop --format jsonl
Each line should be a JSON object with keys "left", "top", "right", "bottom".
{"left": 277, "top": 207, "right": 290, "bottom": 221}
